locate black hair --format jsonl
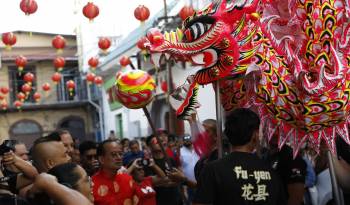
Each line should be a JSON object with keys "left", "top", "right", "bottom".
{"left": 79, "top": 141, "right": 97, "bottom": 155}
{"left": 146, "top": 134, "right": 155, "bottom": 146}
{"left": 48, "top": 162, "right": 80, "bottom": 189}
{"left": 56, "top": 129, "right": 70, "bottom": 136}
{"left": 224, "top": 108, "right": 260, "bottom": 146}
{"left": 168, "top": 133, "right": 177, "bottom": 142}
{"left": 33, "top": 132, "right": 61, "bottom": 146}
{"left": 129, "top": 140, "right": 139, "bottom": 148}
{"left": 96, "top": 139, "right": 117, "bottom": 156}
{"left": 120, "top": 138, "right": 130, "bottom": 146}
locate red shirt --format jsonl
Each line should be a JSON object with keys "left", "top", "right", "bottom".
{"left": 133, "top": 177, "right": 156, "bottom": 205}
{"left": 92, "top": 170, "right": 134, "bottom": 205}
{"left": 166, "top": 147, "right": 180, "bottom": 166}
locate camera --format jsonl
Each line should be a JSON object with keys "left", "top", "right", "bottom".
{"left": 0, "top": 140, "right": 16, "bottom": 155}
{"left": 137, "top": 158, "right": 150, "bottom": 167}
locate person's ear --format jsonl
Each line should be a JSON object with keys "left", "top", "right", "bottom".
{"left": 98, "top": 156, "right": 104, "bottom": 165}
{"left": 47, "top": 159, "right": 55, "bottom": 170}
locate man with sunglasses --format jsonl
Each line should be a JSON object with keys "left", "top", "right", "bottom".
{"left": 79, "top": 141, "right": 99, "bottom": 176}
{"left": 180, "top": 134, "right": 199, "bottom": 205}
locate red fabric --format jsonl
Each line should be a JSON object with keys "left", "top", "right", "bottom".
{"left": 134, "top": 177, "right": 156, "bottom": 205}
{"left": 92, "top": 170, "right": 134, "bottom": 205}
{"left": 166, "top": 147, "right": 180, "bottom": 166}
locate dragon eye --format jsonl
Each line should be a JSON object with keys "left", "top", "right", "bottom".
{"left": 184, "top": 22, "right": 212, "bottom": 42}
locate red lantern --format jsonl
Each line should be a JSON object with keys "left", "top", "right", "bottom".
{"left": 161, "top": 81, "right": 168, "bottom": 93}
{"left": 179, "top": 6, "right": 195, "bottom": 21}
{"left": 66, "top": 80, "right": 75, "bottom": 96}
{"left": 1, "top": 87, "right": 9, "bottom": 95}
{"left": 119, "top": 56, "right": 131, "bottom": 67}
{"left": 15, "top": 56, "right": 27, "bottom": 73}
{"left": 42, "top": 83, "right": 51, "bottom": 92}
{"left": 86, "top": 73, "right": 96, "bottom": 84}
{"left": 33, "top": 92, "right": 41, "bottom": 102}
{"left": 21, "top": 83, "right": 32, "bottom": 96}
{"left": 147, "top": 28, "right": 165, "bottom": 46}
{"left": 88, "top": 57, "right": 99, "bottom": 70}
{"left": 20, "top": 0, "right": 38, "bottom": 16}
{"left": 134, "top": 5, "right": 150, "bottom": 23}
{"left": 23, "top": 72, "right": 34, "bottom": 84}
{"left": 51, "top": 72, "right": 62, "bottom": 84}
{"left": 52, "top": 35, "right": 66, "bottom": 53}
{"left": 2, "top": 32, "right": 17, "bottom": 49}
{"left": 17, "top": 92, "right": 26, "bottom": 102}
{"left": 14, "top": 100, "right": 23, "bottom": 109}
{"left": 53, "top": 57, "right": 66, "bottom": 71}
{"left": 1, "top": 101, "right": 8, "bottom": 110}
{"left": 94, "top": 76, "right": 103, "bottom": 87}
{"left": 83, "top": 2, "right": 99, "bottom": 22}
{"left": 0, "top": 96, "right": 3, "bottom": 101}
{"left": 137, "top": 36, "right": 149, "bottom": 54}
{"left": 98, "top": 37, "right": 111, "bottom": 52}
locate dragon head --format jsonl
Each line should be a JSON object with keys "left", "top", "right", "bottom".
{"left": 146, "top": 0, "right": 261, "bottom": 85}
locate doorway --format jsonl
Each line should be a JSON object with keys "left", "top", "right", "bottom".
{"left": 9, "top": 119, "right": 43, "bottom": 148}
{"left": 57, "top": 116, "right": 86, "bottom": 141}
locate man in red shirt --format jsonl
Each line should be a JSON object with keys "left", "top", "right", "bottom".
{"left": 92, "top": 139, "right": 135, "bottom": 205}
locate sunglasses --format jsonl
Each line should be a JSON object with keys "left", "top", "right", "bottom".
{"left": 85, "top": 154, "right": 97, "bottom": 160}
{"left": 183, "top": 135, "right": 191, "bottom": 140}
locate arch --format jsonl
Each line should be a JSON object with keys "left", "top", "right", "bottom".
{"left": 9, "top": 119, "right": 43, "bottom": 148}
{"left": 57, "top": 115, "right": 86, "bottom": 141}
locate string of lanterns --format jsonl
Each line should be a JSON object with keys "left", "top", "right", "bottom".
{"left": 0, "top": 2, "right": 194, "bottom": 110}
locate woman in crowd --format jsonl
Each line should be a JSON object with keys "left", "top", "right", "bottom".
{"left": 27, "top": 162, "right": 93, "bottom": 205}
{"left": 127, "top": 158, "right": 167, "bottom": 205}
{"left": 48, "top": 162, "right": 93, "bottom": 202}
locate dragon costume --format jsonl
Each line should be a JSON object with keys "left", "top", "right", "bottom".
{"left": 145, "top": 0, "right": 350, "bottom": 157}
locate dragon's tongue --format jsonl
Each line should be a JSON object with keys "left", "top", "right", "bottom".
{"left": 191, "top": 53, "right": 205, "bottom": 65}
{"left": 191, "top": 49, "right": 217, "bottom": 67}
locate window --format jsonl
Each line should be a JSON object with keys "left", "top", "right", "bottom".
{"left": 8, "top": 66, "right": 36, "bottom": 103}
{"left": 57, "top": 67, "right": 86, "bottom": 101}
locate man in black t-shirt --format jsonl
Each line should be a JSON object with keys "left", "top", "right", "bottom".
{"left": 193, "top": 108, "right": 286, "bottom": 205}
{"left": 262, "top": 136, "right": 307, "bottom": 205}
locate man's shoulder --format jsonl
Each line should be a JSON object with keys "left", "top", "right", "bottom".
{"left": 92, "top": 170, "right": 103, "bottom": 180}
{"left": 123, "top": 152, "right": 132, "bottom": 158}
{"left": 206, "top": 152, "right": 273, "bottom": 170}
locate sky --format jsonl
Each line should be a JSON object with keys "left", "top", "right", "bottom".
{"left": 0, "top": 0, "right": 175, "bottom": 36}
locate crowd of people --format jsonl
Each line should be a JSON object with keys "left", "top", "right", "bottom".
{"left": 0, "top": 108, "right": 349, "bottom": 205}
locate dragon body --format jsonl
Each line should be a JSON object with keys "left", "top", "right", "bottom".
{"left": 145, "top": 0, "right": 350, "bottom": 156}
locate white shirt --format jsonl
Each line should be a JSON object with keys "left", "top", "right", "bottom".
{"left": 180, "top": 146, "right": 199, "bottom": 182}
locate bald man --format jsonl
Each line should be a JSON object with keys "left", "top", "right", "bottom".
{"left": 31, "top": 137, "right": 71, "bottom": 173}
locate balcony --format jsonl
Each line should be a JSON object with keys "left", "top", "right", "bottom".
{"left": 5, "top": 66, "right": 102, "bottom": 112}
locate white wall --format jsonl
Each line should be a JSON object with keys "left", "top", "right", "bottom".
{"left": 172, "top": 62, "right": 216, "bottom": 120}
{"left": 102, "top": 88, "right": 151, "bottom": 140}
